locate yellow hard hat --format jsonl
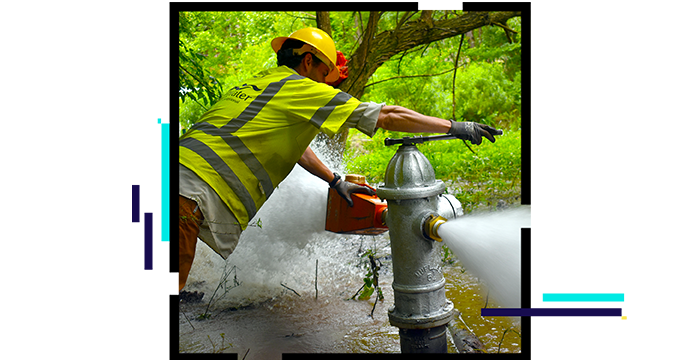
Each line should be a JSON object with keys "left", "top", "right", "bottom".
{"left": 271, "top": 27, "right": 339, "bottom": 83}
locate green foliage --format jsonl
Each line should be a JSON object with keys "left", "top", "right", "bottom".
{"left": 442, "top": 245, "right": 456, "bottom": 265}
{"left": 351, "top": 249, "right": 384, "bottom": 303}
{"left": 361, "top": 17, "right": 522, "bottom": 131}
{"left": 358, "top": 276, "right": 375, "bottom": 301}
{"left": 179, "top": 38, "right": 224, "bottom": 112}
{"left": 178, "top": 11, "right": 306, "bottom": 130}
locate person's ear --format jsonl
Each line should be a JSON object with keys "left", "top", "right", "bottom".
{"left": 303, "top": 53, "right": 314, "bottom": 69}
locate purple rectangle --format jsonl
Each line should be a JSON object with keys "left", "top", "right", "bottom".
{"left": 131, "top": 184, "right": 170, "bottom": 270}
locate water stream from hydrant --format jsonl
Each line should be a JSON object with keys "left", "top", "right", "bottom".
{"left": 438, "top": 206, "right": 530, "bottom": 309}
{"left": 438, "top": 202, "right": 700, "bottom": 308}
{"left": 178, "top": 141, "right": 523, "bottom": 357}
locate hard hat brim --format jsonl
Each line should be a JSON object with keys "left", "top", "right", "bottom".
{"left": 271, "top": 36, "right": 288, "bottom": 54}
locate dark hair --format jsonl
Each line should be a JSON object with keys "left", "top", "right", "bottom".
{"left": 276, "top": 39, "right": 323, "bottom": 69}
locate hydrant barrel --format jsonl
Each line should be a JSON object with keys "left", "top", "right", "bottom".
{"left": 377, "top": 145, "right": 455, "bottom": 353}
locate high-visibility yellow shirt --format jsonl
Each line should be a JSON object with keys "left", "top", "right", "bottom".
{"left": 179, "top": 66, "right": 362, "bottom": 230}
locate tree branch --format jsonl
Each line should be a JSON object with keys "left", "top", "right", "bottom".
{"left": 280, "top": 282, "right": 301, "bottom": 297}
{"left": 493, "top": 21, "right": 516, "bottom": 43}
{"left": 420, "top": 10, "right": 434, "bottom": 28}
{"left": 491, "top": 21, "right": 519, "bottom": 34}
{"left": 397, "top": 11, "right": 418, "bottom": 29}
{"left": 363, "top": 65, "right": 463, "bottom": 88}
{"left": 343, "top": 11, "right": 521, "bottom": 98}
{"left": 281, "top": 12, "right": 315, "bottom": 22}
{"left": 452, "top": 33, "right": 465, "bottom": 120}
{"left": 344, "top": 11, "right": 381, "bottom": 95}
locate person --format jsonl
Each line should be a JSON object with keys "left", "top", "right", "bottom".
{"left": 178, "top": 27, "right": 502, "bottom": 292}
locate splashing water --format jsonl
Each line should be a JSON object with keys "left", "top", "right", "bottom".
{"left": 437, "top": 206, "right": 530, "bottom": 309}
{"left": 184, "top": 139, "right": 364, "bottom": 308}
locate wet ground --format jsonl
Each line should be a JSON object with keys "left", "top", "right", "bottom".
{"left": 178, "top": 232, "right": 521, "bottom": 357}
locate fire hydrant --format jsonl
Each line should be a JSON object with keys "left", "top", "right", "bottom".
{"left": 377, "top": 140, "right": 461, "bottom": 353}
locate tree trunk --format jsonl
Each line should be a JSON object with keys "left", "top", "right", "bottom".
{"left": 318, "top": 12, "right": 382, "bottom": 160}
{"left": 316, "top": 11, "right": 332, "bottom": 37}
{"left": 314, "top": 11, "right": 345, "bottom": 160}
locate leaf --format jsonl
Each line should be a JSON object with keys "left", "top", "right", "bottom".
{"left": 358, "top": 285, "right": 374, "bottom": 301}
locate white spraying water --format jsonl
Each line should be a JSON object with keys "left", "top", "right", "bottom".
{"left": 438, "top": 206, "right": 530, "bottom": 309}
{"left": 439, "top": 205, "right": 700, "bottom": 308}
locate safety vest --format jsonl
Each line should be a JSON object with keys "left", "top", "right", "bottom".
{"left": 179, "top": 66, "right": 361, "bottom": 230}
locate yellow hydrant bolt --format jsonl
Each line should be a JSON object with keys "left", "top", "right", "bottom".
{"left": 424, "top": 214, "right": 448, "bottom": 242}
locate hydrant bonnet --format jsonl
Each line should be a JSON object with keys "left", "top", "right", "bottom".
{"left": 378, "top": 145, "right": 446, "bottom": 201}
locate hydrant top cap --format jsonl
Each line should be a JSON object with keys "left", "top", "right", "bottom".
{"left": 378, "top": 145, "right": 445, "bottom": 200}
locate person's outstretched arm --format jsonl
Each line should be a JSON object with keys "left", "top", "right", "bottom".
{"left": 376, "top": 105, "right": 502, "bottom": 144}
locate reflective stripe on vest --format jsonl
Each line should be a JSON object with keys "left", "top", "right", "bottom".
{"left": 237, "top": 74, "right": 305, "bottom": 122}
{"left": 180, "top": 137, "right": 258, "bottom": 221}
{"left": 310, "top": 91, "right": 353, "bottom": 129}
{"left": 189, "top": 122, "right": 274, "bottom": 202}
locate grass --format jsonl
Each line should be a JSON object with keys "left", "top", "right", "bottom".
{"left": 344, "top": 128, "right": 522, "bottom": 213}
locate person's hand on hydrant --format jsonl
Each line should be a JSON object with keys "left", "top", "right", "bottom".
{"left": 448, "top": 120, "right": 503, "bottom": 145}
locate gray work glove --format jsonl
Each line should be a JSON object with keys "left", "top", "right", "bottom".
{"left": 449, "top": 120, "right": 503, "bottom": 145}
{"left": 330, "top": 174, "right": 376, "bottom": 207}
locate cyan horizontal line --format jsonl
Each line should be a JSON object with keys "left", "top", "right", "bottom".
{"left": 482, "top": 308, "right": 622, "bottom": 317}
{"left": 542, "top": 293, "right": 700, "bottom": 303}
{"left": 0, "top": 294, "right": 169, "bottom": 304}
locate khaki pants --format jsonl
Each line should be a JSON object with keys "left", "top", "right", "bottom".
{"left": 179, "top": 196, "right": 203, "bottom": 292}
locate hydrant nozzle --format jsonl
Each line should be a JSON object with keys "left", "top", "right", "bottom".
{"left": 424, "top": 214, "right": 448, "bottom": 242}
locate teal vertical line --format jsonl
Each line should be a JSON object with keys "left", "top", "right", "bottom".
{"left": 162, "top": 122, "right": 170, "bottom": 241}
{"left": 542, "top": 293, "right": 700, "bottom": 302}
{"left": 0, "top": 294, "right": 169, "bottom": 304}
